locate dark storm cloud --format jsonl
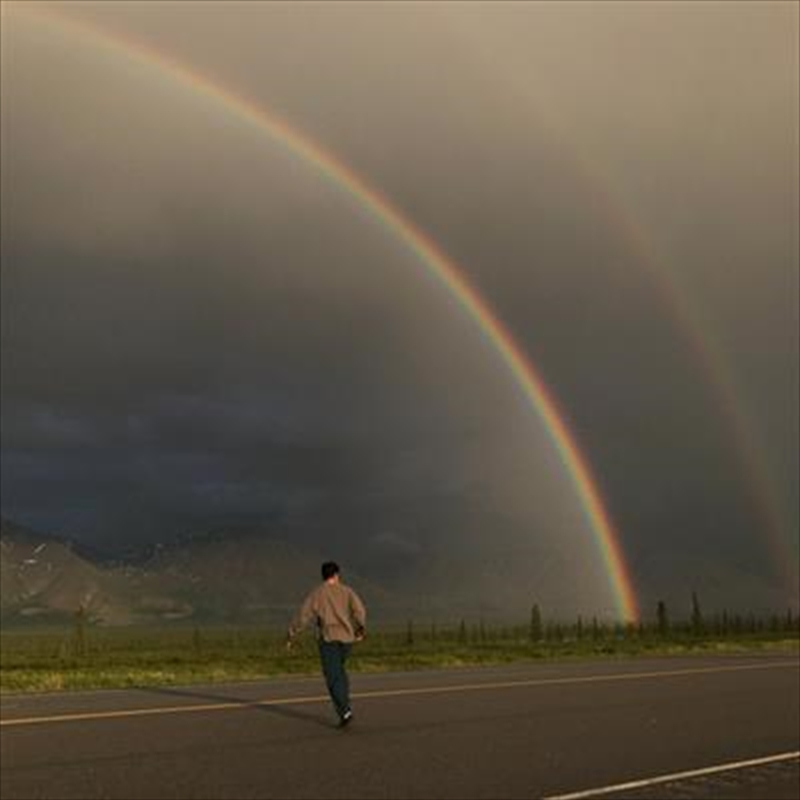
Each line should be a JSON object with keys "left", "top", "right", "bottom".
{"left": 1, "top": 2, "right": 797, "bottom": 611}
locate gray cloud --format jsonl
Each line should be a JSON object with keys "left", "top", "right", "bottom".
{"left": 1, "top": 1, "right": 797, "bottom": 613}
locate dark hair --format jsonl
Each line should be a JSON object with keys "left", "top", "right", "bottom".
{"left": 321, "top": 561, "right": 340, "bottom": 580}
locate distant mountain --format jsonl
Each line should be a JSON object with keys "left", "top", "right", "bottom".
{"left": 301, "top": 496, "right": 584, "bottom": 620}
{"left": 0, "top": 501, "right": 620, "bottom": 626}
{"left": 136, "top": 527, "right": 395, "bottom": 624}
{"left": 0, "top": 519, "right": 396, "bottom": 626}
{"left": 3, "top": 513, "right": 791, "bottom": 627}
{"left": 0, "top": 518, "right": 134, "bottom": 624}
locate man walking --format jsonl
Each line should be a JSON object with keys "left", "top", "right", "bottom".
{"left": 287, "top": 561, "right": 366, "bottom": 727}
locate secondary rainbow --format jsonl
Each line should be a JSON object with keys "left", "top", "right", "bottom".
{"left": 11, "top": 3, "right": 640, "bottom": 621}
{"left": 446, "top": 16, "right": 798, "bottom": 598}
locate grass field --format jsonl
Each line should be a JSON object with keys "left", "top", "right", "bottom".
{"left": 2, "top": 617, "right": 797, "bottom": 693}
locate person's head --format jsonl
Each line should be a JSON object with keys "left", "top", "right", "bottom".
{"left": 321, "top": 561, "right": 340, "bottom": 582}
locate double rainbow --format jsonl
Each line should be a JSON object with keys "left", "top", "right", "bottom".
{"left": 9, "top": 4, "right": 640, "bottom": 621}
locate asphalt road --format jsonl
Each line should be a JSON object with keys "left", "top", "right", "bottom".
{"left": 1, "top": 653, "right": 798, "bottom": 799}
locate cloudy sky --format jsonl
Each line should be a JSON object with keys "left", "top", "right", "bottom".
{"left": 1, "top": 1, "right": 797, "bottom": 616}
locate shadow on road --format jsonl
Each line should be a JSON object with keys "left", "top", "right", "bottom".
{"left": 135, "top": 685, "right": 333, "bottom": 729}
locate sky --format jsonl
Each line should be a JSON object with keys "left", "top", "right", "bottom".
{"left": 1, "top": 1, "right": 798, "bottom": 618}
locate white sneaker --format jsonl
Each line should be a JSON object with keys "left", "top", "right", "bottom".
{"left": 339, "top": 709, "right": 353, "bottom": 727}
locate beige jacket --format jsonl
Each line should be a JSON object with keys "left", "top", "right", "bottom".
{"left": 288, "top": 581, "right": 366, "bottom": 643}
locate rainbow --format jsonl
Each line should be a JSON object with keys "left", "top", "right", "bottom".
{"left": 446, "top": 15, "right": 799, "bottom": 597}
{"left": 9, "top": 3, "right": 640, "bottom": 621}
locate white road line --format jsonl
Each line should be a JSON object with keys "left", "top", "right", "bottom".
{"left": 542, "top": 751, "right": 800, "bottom": 800}
{"left": 1, "top": 660, "right": 796, "bottom": 728}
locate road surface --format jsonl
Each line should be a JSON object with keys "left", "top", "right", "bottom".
{"left": 1, "top": 653, "right": 798, "bottom": 799}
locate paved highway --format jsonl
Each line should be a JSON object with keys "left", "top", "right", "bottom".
{"left": 1, "top": 653, "right": 798, "bottom": 799}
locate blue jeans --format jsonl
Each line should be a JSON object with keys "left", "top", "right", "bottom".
{"left": 318, "top": 640, "right": 352, "bottom": 718}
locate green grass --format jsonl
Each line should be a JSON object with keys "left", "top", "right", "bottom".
{"left": 1, "top": 622, "right": 797, "bottom": 694}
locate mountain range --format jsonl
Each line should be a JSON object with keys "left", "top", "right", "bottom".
{"left": 0, "top": 514, "right": 553, "bottom": 627}
{"left": 2, "top": 513, "right": 792, "bottom": 627}
{"left": 0, "top": 517, "right": 356, "bottom": 626}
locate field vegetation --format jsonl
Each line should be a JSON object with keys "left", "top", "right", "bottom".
{"left": 2, "top": 599, "right": 797, "bottom": 693}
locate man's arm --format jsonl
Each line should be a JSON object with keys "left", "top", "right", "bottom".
{"left": 349, "top": 588, "right": 367, "bottom": 639}
{"left": 287, "top": 589, "right": 318, "bottom": 643}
